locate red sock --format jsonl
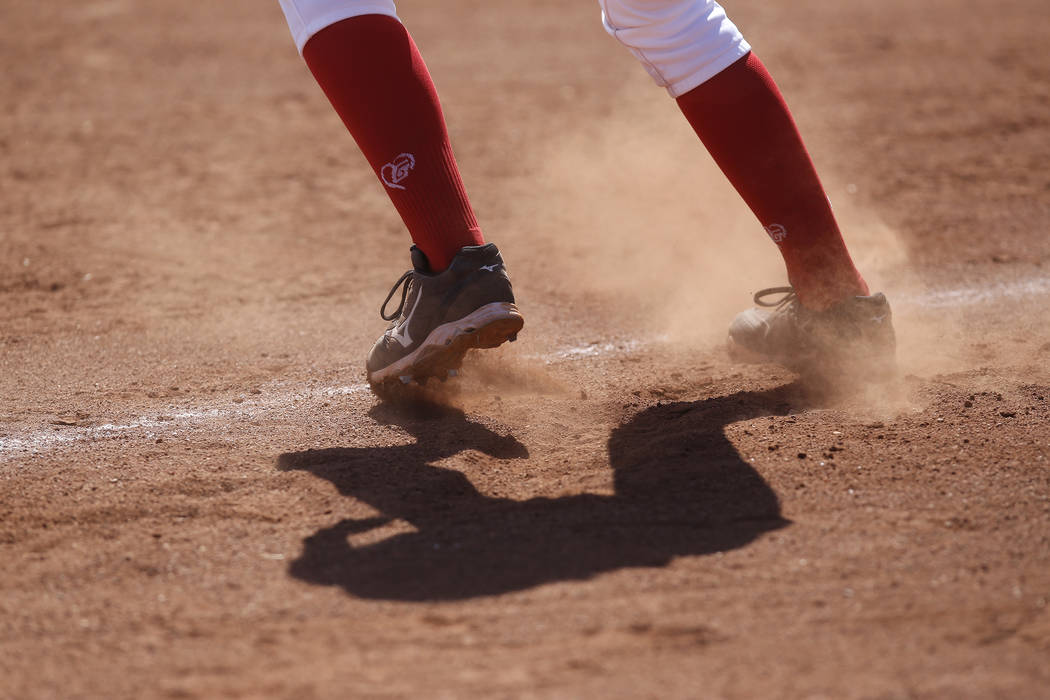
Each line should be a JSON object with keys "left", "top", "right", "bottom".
{"left": 302, "top": 15, "right": 484, "bottom": 272}
{"left": 677, "top": 52, "right": 868, "bottom": 309}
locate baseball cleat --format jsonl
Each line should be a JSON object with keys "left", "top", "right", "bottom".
{"left": 366, "top": 243, "right": 524, "bottom": 397}
{"left": 728, "top": 286, "right": 896, "bottom": 380}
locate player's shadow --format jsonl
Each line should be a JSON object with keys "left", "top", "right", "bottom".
{"left": 277, "top": 384, "right": 802, "bottom": 601}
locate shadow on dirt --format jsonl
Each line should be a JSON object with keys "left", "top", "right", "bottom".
{"left": 277, "top": 384, "right": 803, "bottom": 601}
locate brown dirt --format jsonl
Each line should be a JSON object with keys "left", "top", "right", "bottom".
{"left": 3, "top": 1, "right": 1050, "bottom": 698}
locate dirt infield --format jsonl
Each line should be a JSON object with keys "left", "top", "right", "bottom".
{"left": 3, "top": 1, "right": 1049, "bottom": 698}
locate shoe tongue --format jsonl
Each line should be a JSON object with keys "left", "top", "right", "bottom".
{"left": 409, "top": 246, "right": 432, "bottom": 273}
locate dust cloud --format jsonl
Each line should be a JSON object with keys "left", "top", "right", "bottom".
{"left": 493, "top": 91, "right": 1048, "bottom": 397}
{"left": 510, "top": 98, "right": 935, "bottom": 368}
{"left": 836, "top": 198, "right": 1050, "bottom": 381}
{"left": 510, "top": 99, "right": 783, "bottom": 346}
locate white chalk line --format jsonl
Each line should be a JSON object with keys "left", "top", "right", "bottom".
{"left": 898, "top": 275, "right": 1050, "bottom": 309}
{"left": 0, "top": 339, "right": 652, "bottom": 459}
{"left": 2, "top": 274, "right": 1048, "bottom": 459}
{"left": 0, "top": 384, "right": 375, "bottom": 458}
{"left": 0, "top": 337, "right": 663, "bottom": 459}
{"left": 538, "top": 338, "right": 650, "bottom": 361}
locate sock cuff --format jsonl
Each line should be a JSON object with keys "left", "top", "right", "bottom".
{"left": 279, "top": 0, "right": 401, "bottom": 54}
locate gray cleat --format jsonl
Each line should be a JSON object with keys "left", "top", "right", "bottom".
{"left": 366, "top": 244, "right": 524, "bottom": 397}
{"left": 728, "top": 286, "right": 896, "bottom": 380}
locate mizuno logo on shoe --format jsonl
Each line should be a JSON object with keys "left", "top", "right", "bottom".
{"left": 389, "top": 291, "right": 421, "bottom": 348}
{"left": 480, "top": 263, "right": 503, "bottom": 272}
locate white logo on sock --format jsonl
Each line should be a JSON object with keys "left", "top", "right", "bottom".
{"left": 381, "top": 153, "right": 416, "bottom": 190}
{"left": 764, "top": 223, "right": 788, "bottom": 244}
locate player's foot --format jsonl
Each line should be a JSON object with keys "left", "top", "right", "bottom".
{"left": 366, "top": 243, "right": 524, "bottom": 396}
{"left": 728, "top": 286, "right": 896, "bottom": 380}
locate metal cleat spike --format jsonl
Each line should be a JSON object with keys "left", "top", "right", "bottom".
{"left": 399, "top": 375, "right": 412, "bottom": 384}
{"left": 447, "top": 369, "right": 458, "bottom": 378}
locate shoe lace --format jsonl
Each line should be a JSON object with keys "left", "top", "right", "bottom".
{"left": 380, "top": 271, "right": 414, "bottom": 321}
{"left": 753, "top": 286, "right": 798, "bottom": 310}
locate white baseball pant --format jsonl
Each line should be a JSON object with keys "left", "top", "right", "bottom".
{"left": 277, "top": 0, "right": 750, "bottom": 95}
{"left": 278, "top": 0, "right": 398, "bottom": 54}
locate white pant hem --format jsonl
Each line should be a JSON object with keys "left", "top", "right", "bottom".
{"left": 280, "top": 2, "right": 401, "bottom": 54}
{"left": 665, "top": 39, "right": 751, "bottom": 97}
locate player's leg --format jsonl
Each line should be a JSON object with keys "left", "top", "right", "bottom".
{"left": 600, "top": 0, "right": 893, "bottom": 376}
{"left": 280, "top": 1, "right": 478, "bottom": 271}
{"left": 278, "top": 1, "right": 523, "bottom": 392}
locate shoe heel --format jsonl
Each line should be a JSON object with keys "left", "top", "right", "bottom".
{"left": 473, "top": 304, "right": 524, "bottom": 349}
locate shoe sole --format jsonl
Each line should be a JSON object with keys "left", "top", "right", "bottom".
{"left": 726, "top": 335, "right": 773, "bottom": 365}
{"left": 726, "top": 333, "right": 821, "bottom": 372}
{"left": 367, "top": 302, "right": 524, "bottom": 395}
